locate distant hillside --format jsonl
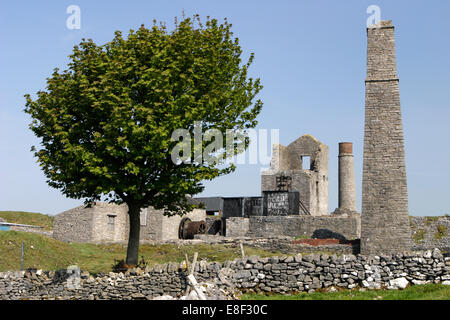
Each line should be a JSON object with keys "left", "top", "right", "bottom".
{"left": 0, "top": 211, "right": 54, "bottom": 231}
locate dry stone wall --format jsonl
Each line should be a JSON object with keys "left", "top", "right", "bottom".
{"left": 1, "top": 249, "right": 449, "bottom": 300}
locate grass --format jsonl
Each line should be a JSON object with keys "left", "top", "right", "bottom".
{"left": 434, "top": 225, "right": 448, "bottom": 241}
{"left": 241, "top": 284, "right": 450, "bottom": 300}
{"left": 0, "top": 231, "right": 80, "bottom": 271}
{"left": 0, "top": 211, "right": 54, "bottom": 231}
{"left": 0, "top": 231, "right": 285, "bottom": 274}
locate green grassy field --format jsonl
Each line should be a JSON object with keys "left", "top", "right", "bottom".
{"left": 0, "top": 230, "right": 284, "bottom": 274}
{"left": 0, "top": 211, "right": 287, "bottom": 273}
{"left": 241, "top": 284, "right": 450, "bottom": 300}
{"left": 0, "top": 211, "right": 54, "bottom": 231}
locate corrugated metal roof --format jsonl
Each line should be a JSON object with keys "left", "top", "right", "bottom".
{"left": 194, "top": 197, "right": 224, "bottom": 211}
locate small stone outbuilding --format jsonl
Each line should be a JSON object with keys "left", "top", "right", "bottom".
{"left": 53, "top": 202, "right": 206, "bottom": 243}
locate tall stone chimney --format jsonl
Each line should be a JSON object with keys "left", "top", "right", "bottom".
{"left": 338, "top": 142, "right": 357, "bottom": 212}
{"left": 361, "top": 20, "right": 412, "bottom": 255}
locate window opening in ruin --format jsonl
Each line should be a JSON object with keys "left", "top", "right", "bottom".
{"left": 140, "top": 209, "right": 147, "bottom": 226}
{"left": 107, "top": 215, "right": 115, "bottom": 232}
{"left": 302, "top": 156, "right": 311, "bottom": 170}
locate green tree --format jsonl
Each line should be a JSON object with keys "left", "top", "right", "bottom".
{"left": 24, "top": 15, "right": 263, "bottom": 265}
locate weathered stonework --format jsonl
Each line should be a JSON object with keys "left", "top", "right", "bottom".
{"left": 53, "top": 202, "right": 206, "bottom": 243}
{"left": 226, "top": 217, "right": 250, "bottom": 237}
{"left": 53, "top": 204, "right": 95, "bottom": 243}
{"left": 193, "top": 234, "right": 359, "bottom": 255}
{"left": 1, "top": 249, "right": 448, "bottom": 299}
{"left": 361, "top": 21, "right": 412, "bottom": 255}
{"left": 226, "top": 215, "right": 360, "bottom": 240}
{"left": 91, "top": 203, "right": 129, "bottom": 242}
{"left": 261, "top": 134, "right": 329, "bottom": 216}
{"left": 410, "top": 216, "right": 450, "bottom": 252}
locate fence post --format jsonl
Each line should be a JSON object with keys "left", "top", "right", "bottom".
{"left": 20, "top": 242, "right": 24, "bottom": 271}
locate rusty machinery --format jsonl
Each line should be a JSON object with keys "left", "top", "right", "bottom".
{"left": 178, "top": 217, "right": 207, "bottom": 239}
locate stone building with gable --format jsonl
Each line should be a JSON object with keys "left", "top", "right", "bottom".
{"left": 261, "top": 134, "right": 329, "bottom": 216}
{"left": 53, "top": 202, "right": 206, "bottom": 243}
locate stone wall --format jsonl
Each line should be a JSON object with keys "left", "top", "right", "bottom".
{"left": 226, "top": 215, "right": 361, "bottom": 240}
{"left": 226, "top": 217, "right": 250, "bottom": 237}
{"left": 1, "top": 249, "right": 448, "bottom": 300}
{"left": 410, "top": 216, "right": 450, "bottom": 252}
{"left": 194, "top": 235, "right": 358, "bottom": 255}
{"left": 54, "top": 202, "right": 206, "bottom": 243}
{"left": 142, "top": 207, "right": 163, "bottom": 240}
{"left": 92, "top": 203, "right": 128, "bottom": 242}
{"left": 53, "top": 204, "right": 94, "bottom": 242}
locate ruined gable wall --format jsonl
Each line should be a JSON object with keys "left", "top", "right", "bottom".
{"left": 53, "top": 205, "right": 94, "bottom": 243}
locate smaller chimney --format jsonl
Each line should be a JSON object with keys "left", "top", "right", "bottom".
{"left": 338, "top": 142, "right": 357, "bottom": 212}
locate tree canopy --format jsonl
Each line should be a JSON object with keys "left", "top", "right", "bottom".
{"left": 24, "top": 15, "right": 263, "bottom": 264}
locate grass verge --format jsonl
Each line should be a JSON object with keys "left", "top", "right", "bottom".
{"left": 241, "top": 284, "right": 450, "bottom": 300}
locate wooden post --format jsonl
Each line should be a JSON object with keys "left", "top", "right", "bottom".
{"left": 185, "top": 252, "right": 199, "bottom": 296}
{"left": 190, "top": 252, "right": 198, "bottom": 275}
{"left": 187, "top": 274, "right": 206, "bottom": 300}
{"left": 240, "top": 242, "right": 245, "bottom": 259}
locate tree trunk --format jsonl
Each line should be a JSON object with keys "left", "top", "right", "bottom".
{"left": 125, "top": 203, "right": 141, "bottom": 266}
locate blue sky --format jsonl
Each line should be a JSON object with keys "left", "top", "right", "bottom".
{"left": 0, "top": 1, "right": 449, "bottom": 216}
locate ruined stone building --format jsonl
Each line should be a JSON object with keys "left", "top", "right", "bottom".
{"left": 51, "top": 21, "right": 419, "bottom": 253}
{"left": 261, "top": 134, "right": 329, "bottom": 216}
{"left": 195, "top": 135, "right": 362, "bottom": 240}
{"left": 53, "top": 202, "right": 206, "bottom": 243}
{"left": 361, "top": 20, "right": 412, "bottom": 255}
